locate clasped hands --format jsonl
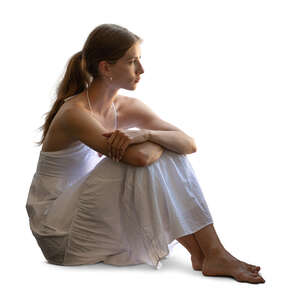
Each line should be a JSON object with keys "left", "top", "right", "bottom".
{"left": 102, "top": 129, "right": 149, "bottom": 161}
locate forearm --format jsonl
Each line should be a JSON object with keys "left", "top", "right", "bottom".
{"left": 119, "top": 129, "right": 196, "bottom": 166}
{"left": 147, "top": 130, "right": 196, "bottom": 155}
{"left": 120, "top": 143, "right": 148, "bottom": 166}
{"left": 119, "top": 141, "right": 163, "bottom": 167}
{"left": 135, "top": 141, "right": 165, "bottom": 165}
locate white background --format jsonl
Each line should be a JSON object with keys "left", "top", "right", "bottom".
{"left": 1, "top": 0, "right": 286, "bottom": 298}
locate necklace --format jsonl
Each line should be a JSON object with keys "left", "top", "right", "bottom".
{"left": 86, "top": 88, "right": 113, "bottom": 117}
{"left": 86, "top": 88, "right": 95, "bottom": 115}
{"left": 86, "top": 88, "right": 113, "bottom": 158}
{"left": 86, "top": 88, "right": 116, "bottom": 129}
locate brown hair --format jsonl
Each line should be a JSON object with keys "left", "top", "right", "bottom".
{"left": 35, "top": 23, "right": 142, "bottom": 146}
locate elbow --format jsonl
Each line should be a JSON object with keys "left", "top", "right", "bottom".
{"left": 136, "top": 151, "right": 149, "bottom": 167}
{"left": 186, "top": 139, "right": 197, "bottom": 154}
{"left": 138, "top": 158, "right": 148, "bottom": 167}
{"left": 185, "top": 147, "right": 197, "bottom": 155}
{"left": 137, "top": 150, "right": 155, "bottom": 167}
{"left": 192, "top": 142, "right": 197, "bottom": 153}
{"left": 191, "top": 145, "right": 197, "bottom": 154}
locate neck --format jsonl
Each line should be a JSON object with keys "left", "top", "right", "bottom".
{"left": 87, "top": 79, "right": 119, "bottom": 117}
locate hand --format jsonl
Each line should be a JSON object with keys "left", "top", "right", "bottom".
{"left": 102, "top": 129, "right": 149, "bottom": 161}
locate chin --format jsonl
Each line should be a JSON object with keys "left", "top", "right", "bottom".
{"left": 124, "top": 83, "right": 137, "bottom": 90}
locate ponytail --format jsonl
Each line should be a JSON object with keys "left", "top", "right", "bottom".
{"left": 35, "top": 51, "right": 90, "bottom": 146}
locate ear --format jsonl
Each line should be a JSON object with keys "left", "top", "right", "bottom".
{"left": 98, "top": 60, "right": 112, "bottom": 78}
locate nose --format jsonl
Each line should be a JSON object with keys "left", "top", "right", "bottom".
{"left": 137, "top": 62, "right": 144, "bottom": 75}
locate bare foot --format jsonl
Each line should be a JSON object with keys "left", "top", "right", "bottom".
{"left": 225, "top": 250, "right": 261, "bottom": 274}
{"left": 191, "top": 252, "right": 260, "bottom": 273}
{"left": 202, "top": 250, "right": 265, "bottom": 284}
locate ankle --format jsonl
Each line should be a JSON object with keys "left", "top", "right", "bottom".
{"left": 191, "top": 251, "right": 205, "bottom": 260}
{"left": 204, "top": 246, "right": 227, "bottom": 258}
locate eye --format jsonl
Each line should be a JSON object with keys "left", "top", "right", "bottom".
{"left": 128, "top": 56, "right": 142, "bottom": 65}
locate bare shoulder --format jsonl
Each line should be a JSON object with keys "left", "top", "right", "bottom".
{"left": 117, "top": 95, "right": 163, "bottom": 129}
{"left": 60, "top": 100, "right": 99, "bottom": 135}
{"left": 116, "top": 95, "right": 141, "bottom": 129}
{"left": 56, "top": 92, "right": 97, "bottom": 129}
{"left": 116, "top": 94, "right": 134, "bottom": 112}
{"left": 61, "top": 93, "right": 88, "bottom": 114}
{"left": 118, "top": 96, "right": 188, "bottom": 132}
{"left": 118, "top": 95, "right": 156, "bottom": 115}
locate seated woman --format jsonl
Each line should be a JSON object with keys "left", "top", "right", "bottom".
{"left": 26, "top": 23, "right": 265, "bottom": 284}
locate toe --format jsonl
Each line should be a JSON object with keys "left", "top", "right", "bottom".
{"left": 253, "top": 274, "right": 265, "bottom": 283}
{"left": 236, "top": 272, "right": 265, "bottom": 283}
{"left": 251, "top": 264, "right": 261, "bottom": 271}
{"left": 246, "top": 263, "right": 260, "bottom": 272}
{"left": 239, "top": 259, "right": 260, "bottom": 272}
{"left": 250, "top": 273, "right": 265, "bottom": 282}
{"left": 234, "top": 267, "right": 265, "bottom": 284}
{"left": 247, "top": 265, "right": 259, "bottom": 273}
{"left": 250, "top": 275, "right": 265, "bottom": 283}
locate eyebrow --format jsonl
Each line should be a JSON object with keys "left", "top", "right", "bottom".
{"left": 127, "top": 55, "right": 142, "bottom": 60}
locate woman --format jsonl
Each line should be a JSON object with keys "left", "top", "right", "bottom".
{"left": 26, "top": 23, "right": 265, "bottom": 284}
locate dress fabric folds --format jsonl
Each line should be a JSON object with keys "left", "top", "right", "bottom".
{"left": 26, "top": 141, "right": 214, "bottom": 270}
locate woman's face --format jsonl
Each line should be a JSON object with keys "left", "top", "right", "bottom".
{"left": 110, "top": 42, "right": 144, "bottom": 90}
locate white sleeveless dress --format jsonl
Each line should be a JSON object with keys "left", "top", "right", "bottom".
{"left": 26, "top": 97, "right": 214, "bottom": 269}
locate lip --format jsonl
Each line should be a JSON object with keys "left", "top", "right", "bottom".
{"left": 135, "top": 78, "right": 140, "bottom": 82}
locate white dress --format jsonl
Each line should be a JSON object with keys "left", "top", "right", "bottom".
{"left": 26, "top": 98, "right": 214, "bottom": 270}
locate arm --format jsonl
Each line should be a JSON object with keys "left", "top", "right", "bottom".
{"left": 123, "top": 97, "right": 197, "bottom": 164}
{"left": 61, "top": 108, "right": 143, "bottom": 167}
{"left": 147, "top": 129, "right": 196, "bottom": 155}
{"left": 120, "top": 142, "right": 155, "bottom": 167}
{"left": 136, "top": 130, "right": 195, "bottom": 167}
{"left": 133, "top": 140, "right": 165, "bottom": 166}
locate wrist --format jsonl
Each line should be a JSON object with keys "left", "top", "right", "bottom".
{"left": 145, "top": 129, "right": 152, "bottom": 141}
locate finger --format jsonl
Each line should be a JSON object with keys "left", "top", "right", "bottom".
{"left": 120, "top": 139, "right": 131, "bottom": 159}
{"left": 107, "top": 132, "right": 117, "bottom": 159}
{"left": 102, "top": 132, "right": 112, "bottom": 137}
{"left": 118, "top": 137, "right": 131, "bottom": 159}
{"left": 110, "top": 131, "right": 122, "bottom": 160}
{"left": 111, "top": 134, "right": 123, "bottom": 161}
{"left": 110, "top": 134, "right": 118, "bottom": 160}
{"left": 116, "top": 136, "right": 127, "bottom": 161}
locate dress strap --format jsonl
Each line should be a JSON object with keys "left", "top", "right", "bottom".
{"left": 63, "top": 96, "right": 73, "bottom": 102}
{"left": 112, "top": 102, "right": 118, "bottom": 130}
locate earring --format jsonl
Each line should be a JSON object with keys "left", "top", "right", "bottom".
{"left": 110, "top": 77, "right": 113, "bottom": 81}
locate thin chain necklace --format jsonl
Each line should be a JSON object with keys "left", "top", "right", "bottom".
{"left": 86, "top": 88, "right": 114, "bottom": 122}
{"left": 86, "top": 88, "right": 93, "bottom": 114}
{"left": 86, "top": 88, "right": 116, "bottom": 158}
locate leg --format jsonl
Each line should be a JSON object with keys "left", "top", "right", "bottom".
{"left": 177, "top": 233, "right": 204, "bottom": 270}
{"left": 104, "top": 151, "right": 265, "bottom": 283}
{"left": 176, "top": 225, "right": 262, "bottom": 273}
{"left": 156, "top": 151, "right": 266, "bottom": 283}
{"left": 193, "top": 223, "right": 265, "bottom": 283}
